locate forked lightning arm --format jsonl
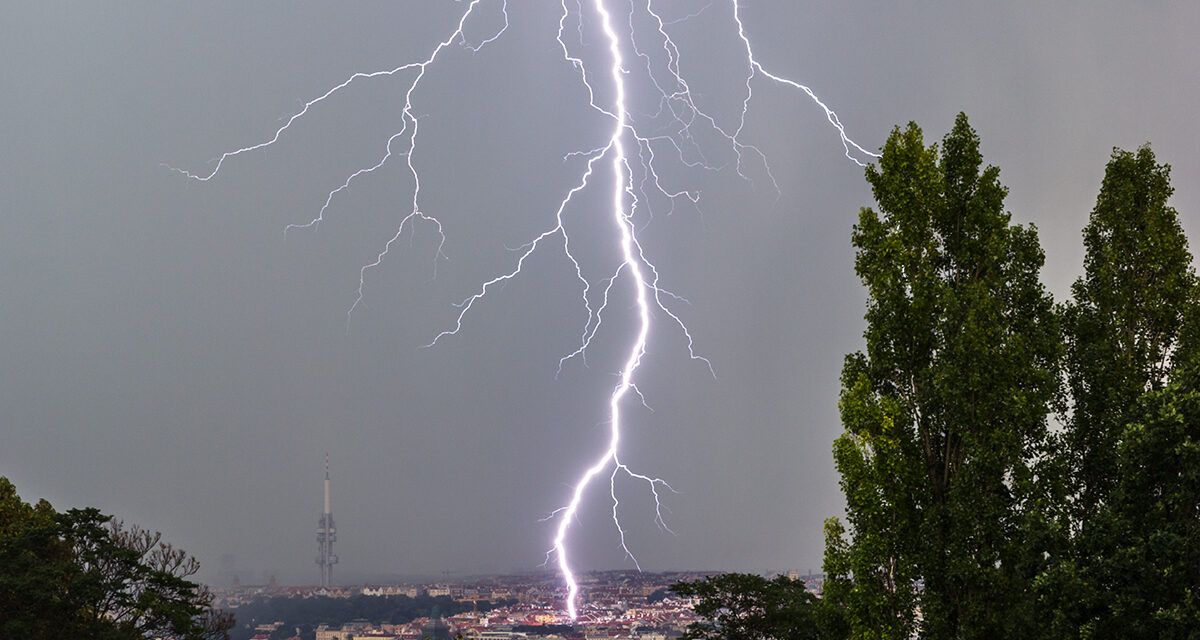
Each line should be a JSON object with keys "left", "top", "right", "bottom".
{"left": 170, "top": 0, "right": 876, "bottom": 620}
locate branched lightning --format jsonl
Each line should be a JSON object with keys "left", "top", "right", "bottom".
{"left": 172, "top": 0, "right": 875, "bottom": 620}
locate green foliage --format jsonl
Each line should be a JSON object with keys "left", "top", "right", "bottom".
{"left": 825, "top": 114, "right": 1060, "bottom": 639}
{"left": 1062, "top": 145, "right": 1197, "bottom": 518}
{"left": 1101, "top": 384, "right": 1200, "bottom": 635}
{"left": 815, "top": 125, "right": 1198, "bottom": 638}
{"left": 0, "top": 477, "right": 232, "bottom": 640}
{"left": 825, "top": 372, "right": 919, "bottom": 640}
{"left": 1047, "top": 146, "right": 1200, "bottom": 637}
{"left": 0, "top": 478, "right": 79, "bottom": 639}
{"left": 671, "top": 573, "right": 828, "bottom": 640}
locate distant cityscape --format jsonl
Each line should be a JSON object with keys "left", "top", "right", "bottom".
{"left": 207, "top": 457, "right": 824, "bottom": 640}
{"left": 214, "top": 569, "right": 827, "bottom": 640}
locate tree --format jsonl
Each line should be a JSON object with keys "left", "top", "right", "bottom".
{"left": 101, "top": 520, "right": 236, "bottom": 639}
{"left": 671, "top": 573, "right": 825, "bottom": 640}
{"left": 0, "top": 478, "right": 80, "bottom": 639}
{"left": 0, "top": 477, "right": 232, "bottom": 640}
{"left": 823, "top": 379, "right": 919, "bottom": 640}
{"left": 1062, "top": 145, "right": 1197, "bottom": 519}
{"left": 1052, "top": 145, "right": 1200, "bottom": 636}
{"left": 1098, "top": 381, "right": 1200, "bottom": 635}
{"left": 824, "top": 114, "right": 1060, "bottom": 639}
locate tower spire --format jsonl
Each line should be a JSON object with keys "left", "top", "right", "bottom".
{"left": 317, "top": 453, "right": 337, "bottom": 587}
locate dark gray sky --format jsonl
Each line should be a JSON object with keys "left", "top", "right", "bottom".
{"left": 3, "top": 1, "right": 1197, "bottom": 586}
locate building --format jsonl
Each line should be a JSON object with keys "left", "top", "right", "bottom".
{"left": 317, "top": 454, "right": 338, "bottom": 587}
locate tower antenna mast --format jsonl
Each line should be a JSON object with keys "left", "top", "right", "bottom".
{"left": 317, "top": 453, "right": 338, "bottom": 587}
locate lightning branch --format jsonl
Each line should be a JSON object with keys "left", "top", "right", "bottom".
{"left": 170, "top": 0, "right": 875, "bottom": 619}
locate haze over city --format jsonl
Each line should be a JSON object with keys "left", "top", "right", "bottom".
{"left": 2, "top": 1, "right": 1197, "bottom": 588}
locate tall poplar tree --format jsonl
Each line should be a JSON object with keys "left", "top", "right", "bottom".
{"left": 1055, "top": 146, "right": 1200, "bottom": 636}
{"left": 1062, "top": 145, "right": 1195, "bottom": 518}
{"left": 824, "top": 115, "right": 1059, "bottom": 639}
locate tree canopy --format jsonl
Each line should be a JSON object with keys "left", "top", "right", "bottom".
{"left": 824, "top": 114, "right": 1060, "bottom": 639}
{"left": 816, "top": 123, "right": 1200, "bottom": 639}
{"left": 0, "top": 477, "right": 232, "bottom": 640}
{"left": 671, "top": 573, "right": 832, "bottom": 640}
{"left": 1046, "top": 145, "right": 1200, "bottom": 638}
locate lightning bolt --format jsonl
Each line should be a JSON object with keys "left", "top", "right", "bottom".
{"left": 170, "top": 0, "right": 875, "bottom": 620}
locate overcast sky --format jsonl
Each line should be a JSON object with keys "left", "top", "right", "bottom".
{"left": 3, "top": 1, "right": 1198, "bottom": 587}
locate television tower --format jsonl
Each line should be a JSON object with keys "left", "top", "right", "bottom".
{"left": 316, "top": 453, "right": 338, "bottom": 587}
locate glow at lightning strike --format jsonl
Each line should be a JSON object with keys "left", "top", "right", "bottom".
{"left": 171, "top": 0, "right": 877, "bottom": 622}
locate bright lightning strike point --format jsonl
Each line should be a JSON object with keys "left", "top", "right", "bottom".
{"left": 171, "top": 0, "right": 875, "bottom": 621}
